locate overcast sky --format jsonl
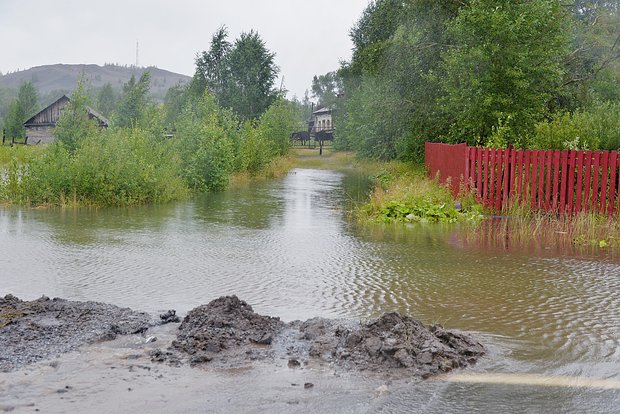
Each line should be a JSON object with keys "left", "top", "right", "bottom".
{"left": 0, "top": 0, "right": 368, "bottom": 99}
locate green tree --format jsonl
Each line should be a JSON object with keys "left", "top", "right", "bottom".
{"left": 96, "top": 82, "right": 117, "bottom": 117}
{"left": 163, "top": 82, "right": 190, "bottom": 126}
{"left": 226, "top": 30, "right": 280, "bottom": 120}
{"left": 257, "top": 98, "right": 297, "bottom": 156}
{"left": 115, "top": 72, "right": 152, "bottom": 128}
{"left": 338, "top": 0, "right": 463, "bottom": 160}
{"left": 311, "top": 72, "right": 342, "bottom": 108}
{"left": 559, "top": 3, "right": 620, "bottom": 108}
{"left": 4, "top": 82, "right": 39, "bottom": 140}
{"left": 174, "top": 91, "right": 237, "bottom": 191}
{"left": 193, "top": 26, "right": 232, "bottom": 104}
{"left": 54, "top": 80, "right": 98, "bottom": 152}
{"left": 440, "top": 0, "right": 571, "bottom": 146}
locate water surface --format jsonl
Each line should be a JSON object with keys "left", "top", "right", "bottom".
{"left": 1, "top": 168, "right": 620, "bottom": 412}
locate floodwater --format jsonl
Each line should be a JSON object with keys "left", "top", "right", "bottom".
{"left": 1, "top": 168, "right": 620, "bottom": 413}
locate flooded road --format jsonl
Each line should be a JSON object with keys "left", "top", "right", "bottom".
{"left": 1, "top": 168, "right": 620, "bottom": 412}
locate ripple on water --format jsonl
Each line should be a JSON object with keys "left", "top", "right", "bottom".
{"left": 1, "top": 169, "right": 620, "bottom": 373}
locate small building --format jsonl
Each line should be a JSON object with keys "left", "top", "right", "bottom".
{"left": 23, "top": 95, "right": 109, "bottom": 145}
{"left": 309, "top": 107, "right": 333, "bottom": 133}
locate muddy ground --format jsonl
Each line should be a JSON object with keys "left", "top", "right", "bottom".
{"left": 0, "top": 294, "right": 484, "bottom": 379}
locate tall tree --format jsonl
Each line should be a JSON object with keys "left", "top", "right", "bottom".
{"left": 96, "top": 83, "right": 116, "bottom": 117}
{"left": 226, "top": 30, "right": 279, "bottom": 120}
{"left": 193, "top": 26, "right": 232, "bottom": 104}
{"left": 193, "top": 29, "right": 279, "bottom": 120}
{"left": 311, "top": 71, "right": 342, "bottom": 108}
{"left": 4, "top": 81, "right": 38, "bottom": 140}
{"left": 116, "top": 72, "right": 152, "bottom": 128}
{"left": 440, "top": 0, "right": 571, "bottom": 145}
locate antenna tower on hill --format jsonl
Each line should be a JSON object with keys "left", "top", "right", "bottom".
{"left": 135, "top": 40, "right": 139, "bottom": 68}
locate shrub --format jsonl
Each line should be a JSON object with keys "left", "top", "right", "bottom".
{"left": 175, "top": 92, "right": 237, "bottom": 191}
{"left": 528, "top": 103, "right": 620, "bottom": 150}
{"left": 3, "top": 129, "right": 187, "bottom": 206}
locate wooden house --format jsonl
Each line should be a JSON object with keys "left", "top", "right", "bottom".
{"left": 23, "top": 95, "right": 109, "bottom": 145}
{"left": 309, "top": 107, "right": 333, "bottom": 133}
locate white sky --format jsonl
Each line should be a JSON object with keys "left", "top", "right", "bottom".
{"left": 0, "top": 0, "right": 368, "bottom": 99}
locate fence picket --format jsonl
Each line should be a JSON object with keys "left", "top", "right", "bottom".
{"left": 599, "top": 152, "right": 608, "bottom": 213}
{"left": 583, "top": 151, "right": 593, "bottom": 211}
{"left": 560, "top": 150, "right": 568, "bottom": 213}
{"left": 552, "top": 150, "right": 560, "bottom": 211}
{"left": 591, "top": 152, "right": 601, "bottom": 212}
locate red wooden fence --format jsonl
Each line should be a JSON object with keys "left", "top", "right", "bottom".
{"left": 425, "top": 142, "right": 620, "bottom": 215}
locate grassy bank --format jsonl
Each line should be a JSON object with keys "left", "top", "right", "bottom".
{"left": 340, "top": 152, "right": 619, "bottom": 249}
{"left": 355, "top": 160, "right": 482, "bottom": 224}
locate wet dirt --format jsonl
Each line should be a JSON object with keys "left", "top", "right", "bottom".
{"left": 0, "top": 294, "right": 485, "bottom": 413}
{"left": 0, "top": 294, "right": 152, "bottom": 372}
{"left": 159, "top": 296, "right": 484, "bottom": 378}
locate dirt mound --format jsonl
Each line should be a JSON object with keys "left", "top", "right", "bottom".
{"left": 0, "top": 294, "right": 152, "bottom": 372}
{"left": 172, "top": 295, "right": 284, "bottom": 357}
{"left": 328, "top": 312, "right": 485, "bottom": 376}
{"left": 168, "top": 297, "right": 483, "bottom": 378}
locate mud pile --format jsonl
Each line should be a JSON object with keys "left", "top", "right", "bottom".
{"left": 169, "top": 297, "right": 484, "bottom": 378}
{"left": 0, "top": 294, "right": 151, "bottom": 372}
{"left": 301, "top": 312, "right": 485, "bottom": 377}
{"left": 172, "top": 295, "right": 284, "bottom": 358}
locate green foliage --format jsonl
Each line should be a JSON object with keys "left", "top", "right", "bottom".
{"left": 163, "top": 82, "right": 189, "bottom": 126}
{"left": 4, "top": 82, "right": 38, "bottom": 141}
{"left": 54, "top": 81, "right": 99, "bottom": 153}
{"left": 3, "top": 129, "right": 186, "bottom": 206}
{"left": 96, "top": 83, "right": 117, "bottom": 117}
{"left": 441, "top": 0, "right": 570, "bottom": 146}
{"left": 227, "top": 31, "right": 279, "bottom": 120}
{"left": 174, "top": 92, "right": 236, "bottom": 191}
{"left": 193, "top": 28, "right": 279, "bottom": 120}
{"left": 311, "top": 72, "right": 342, "bottom": 108}
{"left": 115, "top": 72, "right": 152, "bottom": 128}
{"left": 236, "top": 121, "right": 272, "bottom": 174}
{"left": 256, "top": 98, "right": 297, "bottom": 157}
{"left": 337, "top": 0, "right": 619, "bottom": 160}
{"left": 528, "top": 102, "right": 620, "bottom": 150}
{"left": 193, "top": 26, "right": 232, "bottom": 103}
{"left": 340, "top": 77, "right": 402, "bottom": 160}
{"left": 358, "top": 162, "right": 483, "bottom": 224}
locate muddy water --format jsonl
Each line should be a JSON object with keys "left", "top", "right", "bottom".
{"left": 1, "top": 168, "right": 620, "bottom": 412}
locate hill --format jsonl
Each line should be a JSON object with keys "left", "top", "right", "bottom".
{"left": 0, "top": 64, "right": 191, "bottom": 102}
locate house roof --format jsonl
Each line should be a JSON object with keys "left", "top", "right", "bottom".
{"left": 23, "top": 95, "right": 109, "bottom": 127}
{"left": 312, "top": 106, "right": 332, "bottom": 115}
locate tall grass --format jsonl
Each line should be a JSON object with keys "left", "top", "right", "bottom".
{"left": 471, "top": 202, "right": 620, "bottom": 249}
{"left": 357, "top": 161, "right": 482, "bottom": 223}
{"left": 1, "top": 129, "right": 187, "bottom": 207}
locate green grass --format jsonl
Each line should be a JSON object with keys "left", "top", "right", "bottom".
{"left": 0, "top": 145, "right": 44, "bottom": 166}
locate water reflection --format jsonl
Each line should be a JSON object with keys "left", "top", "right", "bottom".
{"left": 1, "top": 167, "right": 620, "bottom": 411}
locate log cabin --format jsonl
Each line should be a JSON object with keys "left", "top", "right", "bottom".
{"left": 23, "top": 95, "right": 109, "bottom": 144}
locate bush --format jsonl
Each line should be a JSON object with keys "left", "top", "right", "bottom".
{"left": 528, "top": 103, "right": 620, "bottom": 150}
{"left": 174, "top": 92, "right": 237, "bottom": 191}
{"left": 256, "top": 98, "right": 297, "bottom": 157}
{"left": 3, "top": 129, "right": 187, "bottom": 206}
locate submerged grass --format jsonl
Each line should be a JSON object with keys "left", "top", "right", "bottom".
{"left": 472, "top": 204, "right": 620, "bottom": 250}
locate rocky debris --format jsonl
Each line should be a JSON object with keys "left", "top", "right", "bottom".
{"left": 0, "top": 293, "right": 484, "bottom": 381}
{"left": 312, "top": 312, "right": 485, "bottom": 377}
{"left": 159, "top": 310, "right": 180, "bottom": 324}
{"left": 0, "top": 294, "right": 152, "bottom": 372}
{"left": 172, "top": 295, "right": 284, "bottom": 358}
{"left": 167, "top": 297, "right": 484, "bottom": 379}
